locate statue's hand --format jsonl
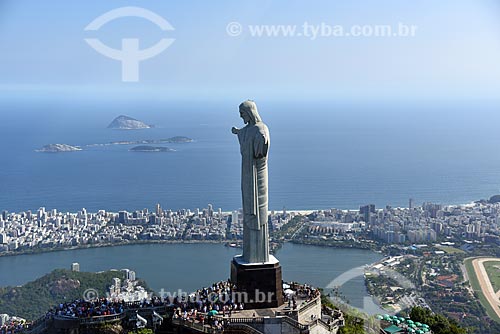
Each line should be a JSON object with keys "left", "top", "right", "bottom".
{"left": 231, "top": 127, "right": 240, "bottom": 134}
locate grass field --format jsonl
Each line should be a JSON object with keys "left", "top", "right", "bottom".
{"left": 436, "top": 245, "right": 465, "bottom": 254}
{"left": 484, "top": 260, "right": 500, "bottom": 293}
{"left": 464, "top": 257, "right": 500, "bottom": 323}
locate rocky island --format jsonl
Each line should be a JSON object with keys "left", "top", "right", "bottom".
{"left": 107, "top": 115, "right": 152, "bottom": 129}
{"left": 161, "top": 136, "right": 194, "bottom": 143}
{"left": 129, "top": 146, "right": 175, "bottom": 152}
{"left": 36, "top": 144, "right": 82, "bottom": 153}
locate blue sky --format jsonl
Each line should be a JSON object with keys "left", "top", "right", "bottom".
{"left": 0, "top": 0, "right": 500, "bottom": 101}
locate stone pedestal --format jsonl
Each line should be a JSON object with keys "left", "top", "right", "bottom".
{"left": 230, "top": 255, "right": 284, "bottom": 309}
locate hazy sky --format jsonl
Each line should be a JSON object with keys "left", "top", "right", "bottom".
{"left": 1, "top": 0, "right": 500, "bottom": 101}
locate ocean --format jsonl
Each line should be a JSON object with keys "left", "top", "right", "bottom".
{"left": 1, "top": 97, "right": 500, "bottom": 213}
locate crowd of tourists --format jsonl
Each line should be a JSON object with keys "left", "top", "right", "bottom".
{"left": 8, "top": 280, "right": 321, "bottom": 334}
{"left": 284, "top": 282, "right": 321, "bottom": 310}
{"left": 42, "top": 280, "right": 318, "bottom": 321}
{"left": 169, "top": 281, "right": 245, "bottom": 317}
{"left": 293, "top": 282, "right": 320, "bottom": 301}
{"left": 47, "top": 298, "right": 125, "bottom": 318}
{"left": 0, "top": 320, "right": 27, "bottom": 334}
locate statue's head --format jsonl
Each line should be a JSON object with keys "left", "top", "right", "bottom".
{"left": 239, "top": 100, "right": 262, "bottom": 124}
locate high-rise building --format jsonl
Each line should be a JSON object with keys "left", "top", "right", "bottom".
{"left": 112, "top": 278, "right": 121, "bottom": 295}
{"left": 232, "top": 211, "right": 239, "bottom": 224}
{"left": 360, "top": 204, "right": 375, "bottom": 223}
{"left": 121, "top": 268, "right": 130, "bottom": 279}
{"left": 79, "top": 208, "right": 87, "bottom": 225}
{"left": 409, "top": 198, "right": 414, "bottom": 209}
{"left": 360, "top": 204, "right": 375, "bottom": 214}
{"left": 118, "top": 211, "right": 128, "bottom": 224}
{"left": 386, "top": 231, "right": 395, "bottom": 243}
{"left": 425, "top": 228, "right": 437, "bottom": 242}
{"left": 431, "top": 222, "right": 443, "bottom": 234}
{"left": 423, "top": 202, "right": 442, "bottom": 218}
{"left": 398, "top": 233, "right": 406, "bottom": 243}
{"left": 466, "top": 223, "right": 475, "bottom": 237}
{"left": 408, "top": 228, "right": 436, "bottom": 243}
{"left": 475, "top": 221, "right": 482, "bottom": 238}
{"left": 37, "top": 207, "right": 45, "bottom": 220}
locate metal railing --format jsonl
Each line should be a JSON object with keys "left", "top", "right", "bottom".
{"left": 77, "top": 313, "right": 126, "bottom": 325}
{"left": 225, "top": 323, "right": 266, "bottom": 334}
{"left": 280, "top": 316, "right": 310, "bottom": 334}
{"left": 227, "top": 317, "right": 265, "bottom": 324}
{"left": 216, "top": 314, "right": 310, "bottom": 333}
{"left": 172, "top": 317, "right": 222, "bottom": 334}
{"left": 22, "top": 317, "right": 52, "bottom": 334}
{"left": 298, "top": 297, "right": 319, "bottom": 313}
{"left": 312, "top": 318, "right": 338, "bottom": 332}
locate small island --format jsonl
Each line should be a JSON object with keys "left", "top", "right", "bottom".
{"left": 36, "top": 144, "right": 82, "bottom": 153}
{"left": 107, "top": 115, "right": 152, "bottom": 129}
{"left": 107, "top": 137, "right": 194, "bottom": 146}
{"left": 129, "top": 146, "right": 175, "bottom": 152}
{"left": 163, "top": 136, "right": 194, "bottom": 143}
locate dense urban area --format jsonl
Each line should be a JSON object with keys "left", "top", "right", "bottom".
{"left": 3, "top": 195, "right": 500, "bottom": 333}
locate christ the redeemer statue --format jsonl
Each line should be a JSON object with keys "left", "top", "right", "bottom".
{"left": 232, "top": 100, "right": 270, "bottom": 263}
{"left": 230, "top": 100, "right": 283, "bottom": 308}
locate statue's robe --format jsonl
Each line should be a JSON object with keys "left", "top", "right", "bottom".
{"left": 237, "top": 121, "right": 270, "bottom": 263}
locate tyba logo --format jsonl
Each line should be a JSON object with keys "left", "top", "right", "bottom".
{"left": 84, "top": 7, "right": 175, "bottom": 82}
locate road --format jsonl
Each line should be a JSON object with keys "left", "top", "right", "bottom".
{"left": 291, "top": 221, "right": 307, "bottom": 240}
{"left": 460, "top": 263, "right": 468, "bottom": 283}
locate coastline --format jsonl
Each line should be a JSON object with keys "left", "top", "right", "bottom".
{"left": 0, "top": 239, "right": 227, "bottom": 258}
{"left": 3, "top": 197, "right": 489, "bottom": 260}
{"left": 0, "top": 209, "right": 389, "bottom": 259}
{"left": 0, "top": 237, "right": 386, "bottom": 259}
